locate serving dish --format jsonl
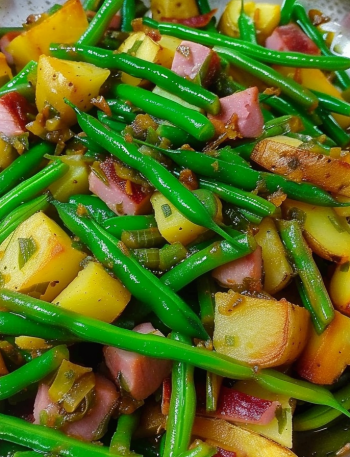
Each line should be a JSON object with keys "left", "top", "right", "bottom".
{"left": 1, "top": 1, "right": 350, "bottom": 457}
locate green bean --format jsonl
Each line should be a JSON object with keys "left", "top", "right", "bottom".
{"left": 177, "top": 442, "right": 217, "bottom": 457}
{"left": 107, "top": 99, "right": 138, "bottom": 123}
{"left": 115, "top": 84, "right": 215, "bottom": 141}
{"left": 296, "top": 277, "right": 324, "bottom": 334}
{"left": 312, "top": 90, "right": 350, "bottom": 116}
{"left": 68, "top": 194, "right": 115, "bottom": 224}
{"left": 197, "top": 274, "right": 216, "bottom": 338}
{"left": 97, "top": 111, "right": 126, "bottom": 132}
{"left": 293, "top": 2, "right": 350, "bottom": 90}
{"left": 163, "top": 333, "right": 196, "bottom": 457}
{"left": 83, "top": 0, "right": 103, "bottom": 11}
{"left": 0, "top": 312, "right": 77, "bottom": 342}
{"left": 0, "top": 413, "right": 119, "bottom": 456}
{"left": 0, "top": 161, "right": 68, "bottom": 222}
{"left": 132, "top": 248, "right": 160, "bottom": 270}
{"left": 294, "top": 381, "right": 350, "bottom": 431}
{"left": 277, "top": 219, "right": 334, "bottom": 333}
{"left": 157, "top": 124, "right": 202, "bottom": 149}
{"left": 214, "top": 46, "right": 318, "bottom": 110}
{"left": 238, "top": 0, "right": 257, "bottom": 43}
{"left": 0, "top": 194, "right": 49, "bottom": 244}
{"left": 198, "top": 177, "right": 276, "bottom": 218}
{"left": 142, "top": 18, "right": 350, "bottom": 71}
{"left": 49, "top": 44, "right": 220, "bottom": 115}
{"left": 121, "top": 0, "right": 136, "bottom": 32}
{"left": 121, "top": 228, "right": 164, "bottom": 249}
{"left": 0, "top": 61, "right": 37, "bottom": 99}
{"left": 316, "top": 108, "right": 350, "bottom": 148}
{"left": 102, "top": 215, "right": 157, "bottom": 238}
{"left": 77, "top": 0, "right": 124, "bottom": 46}
{"left": 53, "top": 200, "right": 208, "bottom": 339}
{"left": 238, "top": 207, "right": 263, "bottom": 224}
{"left": 279, "top": 0, "right": 297, "bottom": 25}
{"left": 66, "top": 102, "right": 240, "bottom": 244}
{"left": 1, "top": 289, "right": 349, "bottom": 415}
{"left": 161, "top": 237, "right": 253, "bottom": 292}
{"left": 14, "top": 452, "right": 45, "bottom": 457}
{"left": 159, "top": 146, "right": 346, "bottom": 207}
{"left": 0, "top": 345, "right": 68, "bottom": 400}
{"left": 110, "top": 411, "right": 141, "bottom": 456}
{"left": 159, "top": 242, "right": 188, "bottom": 271}
{"left": 0, "top": 142, "right": 53, "bottom": 197}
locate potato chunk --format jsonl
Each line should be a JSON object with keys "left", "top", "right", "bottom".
{"left": 6, "top": 0, "right": 88, "bottom": 70}
{"left": 192, "top": 417, "right": 298, "bottom": 457}
{"left": 296, "top": 310, "right": 350, "bottom": 384}
{"left": 36, "top": 55, "right": 110, "bottom": 126}
{"left": 213, "top": 290, "right": 310, "bottom": 368}
{"left": 0, "top": 212, "right": 86, "bottom": 301}
{"left": 251, "top": 138, "right": 350, "bottom": 197}
{"left": 282, "top": 199, "right": 350, "bottom": 264}
{"left": 52, "top": 261, "right": 131, "bottom": 323}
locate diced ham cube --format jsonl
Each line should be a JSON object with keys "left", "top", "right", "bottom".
{"left": 198, "top": 386, "right": 281, "bottom": 425}
{"left": 33, "top": 374, "right": 118, "bottom": 441}
{"left": 208, "top": 87, "right": 264, "bottom": 138}
{"left": 212, "top": 246, "right": 262, "bottom": 289}
{"left": 89, "top": 157, "right": 153, "bottom": 216}
{"left": 171, "top": 40, "right": 219, "bottom": 86}
{"left": 63, "top": 374, "right": 119, "bottom": 441}
{"left": 33, "top": 383, "right": 60, "bottom": 426}
{"left": 103, "top": 323, "right": 172, "bottom": 401}
{"left": 0, "top": 91, "right": 34, "bottom": 137}
{"left": 265, "top": 23, "right": 320, "bottom": 55}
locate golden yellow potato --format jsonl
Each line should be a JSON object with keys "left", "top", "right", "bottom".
{"left": 329, "top": 262, "right": 350, "bottom": 316}
{"left": 296, "top": 310, "right": 350, "bottom": 385}
{"left": 282, "top": 199, "right": 350, "bottom": 264}
{"left": 36, "top": 55, "right": 110, "bottom": 126}
{"left": 52, "top": 261, "right": 131, "bottom": 323}
{"left": 150, "top": 0, "right": 199, "bottom": 22}
{"left": 0, "top": 212, "right": 86, "bottom": 301}
{"left": 151, "top": 190, "right": 222, "bottom": 245}
{"left": 219, "top": 1, "right": 281, "bottom": 44}
{"left": 6, "top": 0, "right": 88, "bottom": 70}
{"left": 255, "top": 217, "right": 293, "bottom": 294}
{"left": 213, "top": 290, "right": 310, "bottom": 368}
{"left": 192, "top": 417, "right": 298, "bottom": 457}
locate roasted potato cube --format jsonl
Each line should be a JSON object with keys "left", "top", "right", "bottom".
{"left": 35, "top": 55, "right": 110, "bottom": 126}
{"left": 0, "top": 212, "right": 86, "bottom": 301}
{"left": 52, "top": 261, "right": 131, "bottom": 323}
{"left": 283, "top": 199, "right": 350, "bottom": 264}
{"left": 213, "top": 290, "right": 310, "bottom": 368}
{"left": 6, "top": 0, "right": 88, "bottom": 70}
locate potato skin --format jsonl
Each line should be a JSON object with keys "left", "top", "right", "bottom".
{"left": 213, "top": 290, "right": 310, "bottom": 368}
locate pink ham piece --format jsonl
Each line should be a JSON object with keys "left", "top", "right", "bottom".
{"left": 208, "top": 87, "right": 264, "bottom": 138}
{"left": 200, "top": 386, "right": 281, "bottom": 426}
{"left": 171, "top": 40, "right": 220, "bottom": 86}
{"left": 0, "top": 91, "right": 34, "bottom": 137}
{"left": 33, "top": 374, "right": 118, "bottom": 441}
{"left": 89, "top": 157, "right": 153, "bottom": 215}
{"left": 63, "top": 374, "right": 119, "bottom": 441}
{"left": 265, "top": 23, "right": 320, "bottom": 55}
{"left": 103, "top": 322, "right": 172, "bottom": 401}
{"left": 212, "top": 246, "right": 262, "bottom": 289}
